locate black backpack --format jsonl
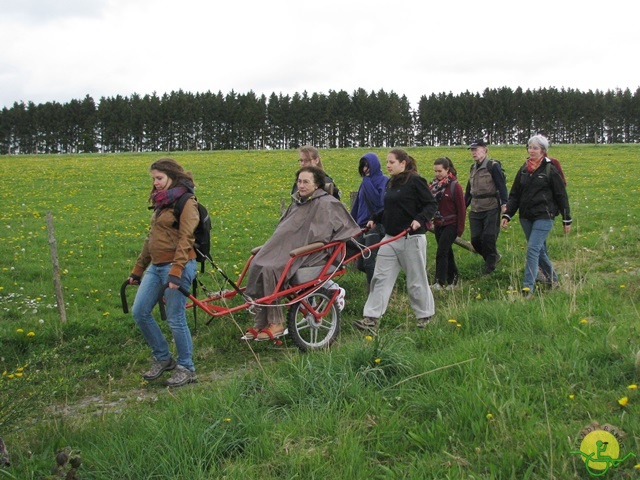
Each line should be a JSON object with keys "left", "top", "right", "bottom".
{"left": 173, "top": 194, "right": 212, "bottom": 265}
{"left": 487, "top": 159, "right": 506, "bottom": 184}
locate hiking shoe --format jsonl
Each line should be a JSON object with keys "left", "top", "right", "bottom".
{"left": 353, "top": 317, "right": 378, "bottom": 330}
{"left": 335, "top": 287, "right": 346, "bottom": 311}
{"left": 535, "top": 271, "right": 548, "bottom": 284}
{"left": 143, "top": 357, "right": 176, "bottom": 381}
{"left": 417, "top": 316, "right": 433, "bottom": 328}
{"left": 165, "top": 365, "right": 197, "bottom": 387}
{"left": 432, "top": 283, "right": 443, "bottom": 291}
{"left": 445, "top": 284, "right": 456, "bottom": 291}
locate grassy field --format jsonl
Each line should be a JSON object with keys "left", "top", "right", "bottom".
{"left": 0, "top": 145, "right": 639, "bottom": 479}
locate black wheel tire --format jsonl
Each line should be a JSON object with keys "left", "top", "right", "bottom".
{"left": 286, "top": 287, "right": 341, "bottom": 352}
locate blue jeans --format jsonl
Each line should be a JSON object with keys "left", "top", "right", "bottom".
{"left": 132, "top": 260, "right": 197, "bottom": 371}
{"left": 519, "top": 219, "right": 555, "bottom": 292}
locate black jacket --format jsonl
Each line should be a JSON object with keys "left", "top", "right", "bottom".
{"left": 373, "top": 174, "right": 438, "bottom": 236}
{"left": 503, "top": 159, "right": 572, "bottom": 225}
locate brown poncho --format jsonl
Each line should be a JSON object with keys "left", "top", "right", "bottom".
{"left": 245, "top": 189, "right": 360, "bottom": 327}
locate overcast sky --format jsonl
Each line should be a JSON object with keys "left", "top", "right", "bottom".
{"left": 1, "top": 0, "right": 638, "bottom": 109}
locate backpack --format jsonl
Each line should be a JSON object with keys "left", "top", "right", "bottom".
{"left": 173, "top": 194, "right": 212, "bottom": 266}
{"left": 487, "top": 159, "right": 506, "bottom": 184}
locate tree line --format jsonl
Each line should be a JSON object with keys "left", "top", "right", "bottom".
{"left": 1, "top": 86, "right": 638, "bottom": 155}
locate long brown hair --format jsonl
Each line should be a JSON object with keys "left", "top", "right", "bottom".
{"left": 148, "top": 158, "right": 195, "bottom": 197}
{"left": 388, "top": 148, "right": 418, "bottom": 186}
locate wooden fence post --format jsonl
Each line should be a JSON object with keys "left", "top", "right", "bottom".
{"left": 46, "top": 212, "right": 67, "bottom": 323}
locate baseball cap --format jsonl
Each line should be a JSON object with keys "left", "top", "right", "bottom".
{"left": 468, "top": 139, "right": 487, "bottom": 149}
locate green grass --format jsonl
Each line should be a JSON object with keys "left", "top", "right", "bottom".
{"left": 1, "top": 145, "right": 639, "bottom": 479}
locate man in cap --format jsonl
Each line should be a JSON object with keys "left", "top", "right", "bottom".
{"left": 464, "top": 139, "right": 508, "bottom": 274}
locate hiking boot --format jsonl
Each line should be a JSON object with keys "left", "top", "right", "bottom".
{"left": 535, "top": 271, "right": 548, "bottom": 284}
{"left": 143, "top": 357, "right": 176, "bottom": 381}
{"left": 417, "top": 316, "right": 433, "bottom": 328}
{"left": 165, "top": 365, "right": 197, "bottom": 387}
{"left": 353, "top": 317, "right": 378, "bottom": 330}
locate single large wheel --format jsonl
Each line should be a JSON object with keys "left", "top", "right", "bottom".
{"left": 286, "top": 287, "right": 341, "bottom": 351}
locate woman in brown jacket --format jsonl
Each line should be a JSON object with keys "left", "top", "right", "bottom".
{"left": 128, "top": 158, "right": 199, "bottom": 387}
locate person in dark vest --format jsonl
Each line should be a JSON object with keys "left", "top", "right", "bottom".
{"left": 464, "top": 139, "right": 508, "bottom": 274}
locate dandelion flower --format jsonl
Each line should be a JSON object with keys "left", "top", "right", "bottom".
{"left": 364, "top": 335, "right": 373, "bottom": 342}
{"left": 374, "top": 358, "right": 381, "bottom": 364}
{"left": 456, "top": 323, "right": 462, "bottom": 328}
{"left": 448, "top": 319, "right": 457, "bottom": 324}
{"left": 620, "top": 285, "right": 626, "bottom": 289}
{"left": 476, "top": 294, "right": 482, "bottom": 300}
{"left": 224, "top": 418, "right": 231, "bottom": 422}
{"left": 569, "top": 394, "right": 575, "bottom": 400}
{"left": 102, "top": 311, "right": 110, "bottom": 316}
{"left": 522, "top": 287, "right": 531, "bottom": 292}
{"left": 618, "top": 396, "right": 629, "bottom": 407}
{"left": 16, "top": 328, "right": 23, "bottom": 333}
{"left": 7, "top": 374, "right": 14, "bottom": 379}
{"left": 26, "top": 331, "right": 35, "bottom": 337}
{"left": 580, "top": 319, "right": 588, "bottom": 325}
{"left": 634, "top": 464, "right": 640, "bottom": 469}
{"left": 15, "top": 373, "right": 22, "bottom": 378}
{"left": 16, "top": 367, "right": 23, "bottom": 372}
{"left": 629, "top": 384, "right": 638, "bottom": 390}
{"left": 486, "top": 413, "right": 493, "bottom": 420}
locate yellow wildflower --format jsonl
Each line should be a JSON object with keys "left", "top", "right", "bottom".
{"left": 364, "top": 335, "right": 373, "bottom": 342}
{"left": 628, "top": 384, "right": 638, "bottom": 390}
{"left": 486, "top": 413, "right": 493, "bottom": 420}
{"left": 618, "top": 396, "right": 629, "bottom": 407}
{"left": 448, "top": 319, "right": 457, "bottom": 324}
{"left": 26, "top": 331, "right": 35, "bottom": 337}
{"left": 476, "top": 294, "right": 482, "bottom": 299}
{"left": 580, "top": 319, "right": 588, "bottom": 324}
{"left": 16, "top": 328, "right": 23, "bottom": 333}
{"left": 374, "top": 358, "right": 381, "bottom": 364}
{"left": 569, "top": 394, "right": 575, "bottom": 400}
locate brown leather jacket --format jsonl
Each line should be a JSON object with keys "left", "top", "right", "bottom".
{"left": 132, "top": 196, "right": 199, "bottom": 280}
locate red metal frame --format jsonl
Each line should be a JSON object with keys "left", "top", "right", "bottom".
{"left": 183, "top": 228, "right": 411, "bottom": 324}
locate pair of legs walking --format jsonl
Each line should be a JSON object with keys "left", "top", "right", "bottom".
{"left": 433, "top": 224, "right": 458, "bottom": 287}
{"left": 520, "top": 218, "right": 557, "bottom": 293}
{"left": 469, "top": 208, "right": 501, "bottom": 274}
{"left": 132, "top": 260, "right": 197, "bottom": 386}
{"left": 359, "top": 234, "right": 434, "bottom": 327}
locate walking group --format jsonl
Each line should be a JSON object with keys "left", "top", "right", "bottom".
{"left": 125, "top": 135, "right": 571, "bottom": 386}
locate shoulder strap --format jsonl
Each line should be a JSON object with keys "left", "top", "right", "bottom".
{"left": 173, "top": 193, "right": 195, "bottom": 228}
{"left": 449, "top": 179, "right": 458, "bottom": 196}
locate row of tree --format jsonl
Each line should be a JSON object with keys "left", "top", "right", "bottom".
{"left": 1, "top": 86, "right": 639, "bottom": 154}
